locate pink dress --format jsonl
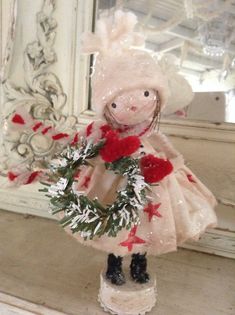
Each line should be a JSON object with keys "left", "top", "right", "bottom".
{"left": 61, "top": 120, "right": 217, "bottom": 256}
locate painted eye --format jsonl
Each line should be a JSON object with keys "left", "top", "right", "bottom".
{"left": 111, "top": 103, "right": 117, "bottom": 108}
{"left": 144, "top": 91, "right": 149, "bottom": 97}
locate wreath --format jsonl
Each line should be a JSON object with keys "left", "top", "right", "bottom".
{"left": 40, "top": 130, "right": 149, "bottom": 240}
{"left": 41, "top": 127, "right": 173, "bottom": 240}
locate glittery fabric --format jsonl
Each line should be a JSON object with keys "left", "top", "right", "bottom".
{"left": 60, "top": 121, "right": 217, "bottom": 257}
{"left": 92, "top": 51, "right": 169, "bottom": 118}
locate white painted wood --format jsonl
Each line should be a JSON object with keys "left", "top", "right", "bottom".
{"left": 0, "top": 0, "right": 17, "bottom": 82}
{"left": 0, "top": 0, "right": 94, "bottom": 212}
{"left": 0, "top": 292, "right": 67, "bottom": 315}
{"left": 71, "top": 0, "right": 95, "bottom": 117}
{"left": 0, "top": 176, "right": 52, "bottom": 218}
{"left": 0, "top": 0, "right": 81, "bottom": 173}
{"left": 181, "top": 229, "right": 235, "bottom": 259}
{"left": 161, "top": 119, "right": 235, "bottom": 143}
{"left": 215, "top": 201, "right": 235, "bottom": 232}
{"left": 157, "top": 37, "right": 184, "bottom": 53}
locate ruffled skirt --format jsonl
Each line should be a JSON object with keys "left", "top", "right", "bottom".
{"left": 59, "top": 137, "right": 217, "bottom": 256}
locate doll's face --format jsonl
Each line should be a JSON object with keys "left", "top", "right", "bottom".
{"left": 106, "top": 89, "right": 159, "bottom": 125}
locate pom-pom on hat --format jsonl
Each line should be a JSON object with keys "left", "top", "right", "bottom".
{"left": 82, "top": 10, "right": 193, "bottom": 118}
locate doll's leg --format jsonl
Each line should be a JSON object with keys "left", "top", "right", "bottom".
{"left": 130, "top": 253, "right": 150, "bottom": 284}
{"left": 106, "top": 253, "right": 125, "bottom": 285}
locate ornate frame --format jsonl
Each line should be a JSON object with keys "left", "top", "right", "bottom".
{"left": 1, "top": 0, "right": 96, "bottom": 172}
{"left": 0, "top": 0, "right": 95, "bottom": 215}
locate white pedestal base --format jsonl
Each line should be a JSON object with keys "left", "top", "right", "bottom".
{"left": 98, "top": 271, "right": 157, "bottom": 315}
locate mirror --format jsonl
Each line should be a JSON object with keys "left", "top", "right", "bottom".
{"left": 94, "top": 0, "right": 235, "bottom": 124}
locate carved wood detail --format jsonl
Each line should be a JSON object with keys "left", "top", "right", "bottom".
{"left": 1, "top": 0, "right": 78, "bottom": 172}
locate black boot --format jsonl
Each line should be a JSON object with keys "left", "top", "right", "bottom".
{"left": 130, "top": 253, "right": 150, "bottom": 284}
{"left": 106, "top": 254, "right": 126, "bottom": 285}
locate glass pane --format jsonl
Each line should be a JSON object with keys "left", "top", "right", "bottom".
{"left": 90, "top": 0, "right": 235, "bottom": 124}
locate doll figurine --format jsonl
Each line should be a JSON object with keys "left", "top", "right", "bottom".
{"left": 68, "top": 82, "right": 217, "bottom": 285}
{"left": 62, "top": 10, "right": 217, "bottom": 286}
{"left": 5, "top": 10, "right": 218, "bottom": 289}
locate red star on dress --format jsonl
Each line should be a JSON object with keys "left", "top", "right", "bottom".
{"left": 119, "top": 226, "right": 146, "bottom": 252}
{"left": 82, "top": 176, "right": 91, "bottom": 188}
{"left": 144, "top": 202, "right": 162, "bottom": 222}
{"left": 187, "top": 174, "right": 196, "bottom": 183}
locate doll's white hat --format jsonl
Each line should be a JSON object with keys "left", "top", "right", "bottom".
{"left": 82, "top": 10, "right": 193, "bottom": 117}
{"left": 158, "top": 54, "right": 194, "bottom": 115}
{"left": 91, "top": 51, "right": 169, "bottom": 117}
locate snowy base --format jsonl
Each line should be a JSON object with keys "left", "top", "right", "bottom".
{"left": 98, "top": 271, "right": 157, "bottom": 315}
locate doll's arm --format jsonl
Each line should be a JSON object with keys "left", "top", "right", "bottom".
{"left": 148, "top": 131, "right": 184, "bottom": 171}
{"left": 6, "top": 120, "right": 105, "bottom": 186}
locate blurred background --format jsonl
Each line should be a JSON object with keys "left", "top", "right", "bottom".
{"left": 96, "top": 0, "right": 235, "bottom": 123}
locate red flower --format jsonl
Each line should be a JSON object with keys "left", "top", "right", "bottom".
{"left": 140, "top": 154, "right": 173, "bottom": 183}
{"left": 100, "top": 124, "right": 112, "bottom": 138}
{"left": 100, "top": 130, "right": 140, "bottom": 162}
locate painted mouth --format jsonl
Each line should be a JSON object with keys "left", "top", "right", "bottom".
{"left": 130, "top": 106, "right": 137, "bottom": 112}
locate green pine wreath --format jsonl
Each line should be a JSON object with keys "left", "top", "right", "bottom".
{"left": 40, "top": 136, "right": 149, "bottom": 240}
